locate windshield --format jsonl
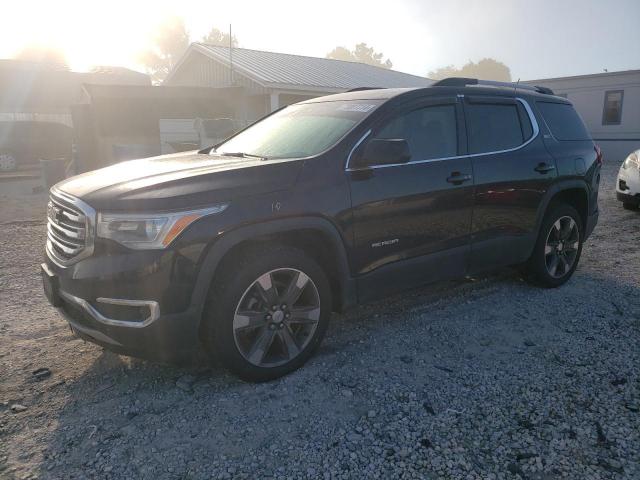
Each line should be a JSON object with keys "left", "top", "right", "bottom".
{"left": 214, "top": 100, "right": 382, "bottom": 159}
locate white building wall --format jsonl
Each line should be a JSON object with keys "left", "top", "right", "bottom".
{"left": 528, "top": 70, "right": 640, "bottom": 163}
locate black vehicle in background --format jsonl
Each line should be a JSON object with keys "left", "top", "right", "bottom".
{"left": 41, "top": 78, "right": 601, "bottom": 381}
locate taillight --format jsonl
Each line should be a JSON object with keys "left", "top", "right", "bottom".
{"left": 594, "top": 145, "right": 603, "bottom": 166}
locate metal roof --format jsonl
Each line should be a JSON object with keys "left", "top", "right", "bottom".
{"left": 188, "top": 43, "right": 433, "bottom": 91}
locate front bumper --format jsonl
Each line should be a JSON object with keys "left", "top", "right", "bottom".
{"left": 617, "top": 191, "right": 640, "bottom": 207}
{"left": 41, "top": 243, "right": 206, "bottom": 363}
{"left": 616, "top": 166, "right": 640, "bottom": 197}
{"left": 55, "top": 287, "right": 201, "bottom": 363}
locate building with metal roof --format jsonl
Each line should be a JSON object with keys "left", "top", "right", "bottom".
{"left": 165, "top": 43, "right": 433, "bottom": 121}
{"left": 525, "top": 69, "right": 640, "bottom": 162}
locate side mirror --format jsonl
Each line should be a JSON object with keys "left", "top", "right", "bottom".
{"left": 355, "top": 138, "right": 411, "bottom": 168}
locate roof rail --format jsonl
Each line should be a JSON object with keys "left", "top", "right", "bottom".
{"left": 432, "top": 77, "right": 554, "bottom": 95}
{"left": 345, "top": 87, "right": 385, "bottom": 92}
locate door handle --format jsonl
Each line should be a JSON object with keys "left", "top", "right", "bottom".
{"left": 446, "top": 172, "right": 472, "bottom": 185}
{"left": 534, "top": 162, "right": 556, "bottom": 174}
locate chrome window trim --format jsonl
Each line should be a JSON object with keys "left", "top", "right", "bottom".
{"left": 59, "top": 291, "right": 160, "bottom": 328}
{"left": 46, "top": 187, "right": 96, "bottom": 267}
{"left": 345, "top": 98, "right": 539, "bottom": 172}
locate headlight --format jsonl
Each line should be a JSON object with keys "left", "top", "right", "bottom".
{"left": 97, "top": 204, "right": 228, "bottom": 249}
{"left": 622, "top": 152, "right": 639, "bottom": 170}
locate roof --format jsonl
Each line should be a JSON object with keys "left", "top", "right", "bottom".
{"left": 169, "top": 44, "right": 433, "bottom": 91}
{"left": 525, "top": 68, "right": 640, "bottom": 84}
{"left": 303, "top": 87, "right": 418, "bottom": 102}
{"left": 303, "top": 83, "right": 561, "bottom": 105}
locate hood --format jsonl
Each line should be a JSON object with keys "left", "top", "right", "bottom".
{"left": 56, "top": 150, "right": 304, "bottom": 212}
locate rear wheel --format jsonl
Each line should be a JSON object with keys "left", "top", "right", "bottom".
{"left": 202, "top": 246, "right": 332, "bottom": 382}
{"left": 524, "top": 204, "right": 583, "bottom": 287}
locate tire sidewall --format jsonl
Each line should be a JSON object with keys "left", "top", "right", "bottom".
{"left": 204, "top": 247, "right": 332, "bottom": 382}
{"left": 530, "top": 204, "right": 584, "bottom": 287}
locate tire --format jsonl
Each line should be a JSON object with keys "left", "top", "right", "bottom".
{"left": 0, "top": 152, "right": 17, "bottom": 172}
{"left": 524, "top": 203, "right": 583, "bottom": 288}
{"left": 202, "top": 245, "right": 332, "bottom": 382}
{"left": 623, "top": 202, "right": 639, "bottom": 211}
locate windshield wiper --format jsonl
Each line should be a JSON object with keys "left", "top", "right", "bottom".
{"left": 219, "top": 151, "right": 269, "bottom": 161}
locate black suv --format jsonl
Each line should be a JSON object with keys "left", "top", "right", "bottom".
{"left": 42, "top": 78, "right": 601, "bottom": 381}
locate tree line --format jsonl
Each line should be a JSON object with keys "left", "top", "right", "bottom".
{"left": 11, "top": 16, "right": 512, "bottom": 84}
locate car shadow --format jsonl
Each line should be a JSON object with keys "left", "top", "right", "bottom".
{"left": 34, "top": 265, "right": 640, "bottom": 478}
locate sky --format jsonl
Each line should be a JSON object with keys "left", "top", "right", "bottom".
{"left": 1, "top": 0, "right": 638, "bottom": 80}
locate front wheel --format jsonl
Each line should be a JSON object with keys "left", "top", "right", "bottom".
{"left": 202, "top": 246, "right": 332, "bottom": 382}
{"left": 524, "top": 204, "right": 583, "bottom": 288}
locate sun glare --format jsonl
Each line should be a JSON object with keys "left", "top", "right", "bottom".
{"left": 1, "top": 1, "right": 171, "bottom": 72}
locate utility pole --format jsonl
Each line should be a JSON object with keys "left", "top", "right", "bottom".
{"left": 229, "top": 24, "right": 234, "bottom": 85}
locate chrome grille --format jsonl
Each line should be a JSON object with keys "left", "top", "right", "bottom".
{"left": 46, "top": 189, "right": 95, "bottom": 266}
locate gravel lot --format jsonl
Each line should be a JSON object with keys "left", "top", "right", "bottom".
{"left": 1, "top": 162, "right": 639, "bottom": 479}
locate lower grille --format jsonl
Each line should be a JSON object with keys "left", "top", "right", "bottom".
{"left": 46, "top": 189, "right": 95, "bottom": 266}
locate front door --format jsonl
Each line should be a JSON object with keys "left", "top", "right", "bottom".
{"left": 346, "top": 97, "right": 474, "bottom": 302}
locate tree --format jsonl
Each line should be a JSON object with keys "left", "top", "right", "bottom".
{"left": 201, "top": 27, "right": 238, "bottom": 47}
{"left": 15, "top": 44, "right": 68, "bottom": 68}
{"left": 327, "top": 43, "right": 392, "bottom": 69}
{"left": 139, "top": 16, "right": 190, "bottom": 83}
{"left": 428, "top": 58, "right": 511, "bottom": 82}
{"left": 326, "top": 46, "right": 355, "bottom": 63}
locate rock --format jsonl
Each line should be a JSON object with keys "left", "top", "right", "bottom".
{"left": 422, "top": 401, "right": 435, "bottom": 415}
{"left": 434, "top": 365, "right": 453, "bottom": 373}
{"left": 346, "top": 433, "right": 361, "bottom": 443}
{"left": 367, "top": 410, "right": 377, "bottom": 419}
{"left": 610, "top": 377, "right": 627, "bottom": 387}
{"left": 516, "top": 452, "right": 538, "bottom": 461}
{"left": 10, "top": 404, "right": 28, "bottom": 413}
{"left": 595, "top": 422, "right": 608, "bottom": 445}
{"left": 523, "top": 339, "right": 536, "bottom": 347}
{"left": 420, "top": 438, "right": 433, "bottom": 449}
{"left": 32, "top": 367, "right": 51, "bottom": 381}
{"left": 598, "top": 458, "right": 624, "bottom": 474}
{"left": 175, "top": 374, "right": 196, "bottom": 392}
{"left": 399, "top": 355, "right": 413, "bottom": 364}
{"left": 518, "top": 418, "right": 535, "bottom": 430}
{"left": 340, "top": 389, "right": 353, "bottom": 398}
{"left": 507, "top": 463, "right": 523, "bottom": 475}
{"left": 339, "top": 377, "right": 358, "bottom": 388}
{"left": 624, "top": 401, "right": 639, "bottom": 412}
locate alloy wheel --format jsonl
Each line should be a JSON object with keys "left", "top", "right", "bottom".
{"left": 233, "top": 268, "right": 321, "bottom": 368}
{"left": 544, "top": 216, "right": 580, "bottom": 278}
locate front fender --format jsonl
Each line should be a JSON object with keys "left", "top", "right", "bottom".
{"left": 189, "top": 216, "right": 356, "bottom": 324}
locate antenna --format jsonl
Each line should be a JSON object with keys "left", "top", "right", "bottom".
{"left": 514, "top": 78, "right": 520, "bottom": 95}
{"left": 229, "top": 23, "right": 234, "bottom": 85}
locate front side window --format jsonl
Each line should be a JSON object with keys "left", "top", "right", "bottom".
{"left": 602, "top": 90, "right": 624, "bottom": 125}
{"left": 373, "top": 104, "right": 457, "bottom": 161}
{"left": 466, "top": 103, "right": 527, "bottom": 154}
{"left": 215, "top": 100, "right": 382, "bottom": 159}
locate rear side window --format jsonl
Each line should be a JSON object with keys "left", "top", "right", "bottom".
{"left": 537, "top": 102, "right": 591, "bottom": 141}
{"left": 375, "top": 104, "right": 457, "bottom": 161}
{"left": 465, "top": 103, "right": 527, "bottom": 154}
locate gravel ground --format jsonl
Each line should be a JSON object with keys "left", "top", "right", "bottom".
{"left": 1, "top": 163, "right": 639, "bottom": 479}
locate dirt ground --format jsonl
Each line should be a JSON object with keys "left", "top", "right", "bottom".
{"left": 1, "top": 162, "right": 638, "bottom": 479}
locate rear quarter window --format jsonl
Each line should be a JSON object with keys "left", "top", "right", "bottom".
{"left": 537, "top": 102, "right": 591, "bottom": 141}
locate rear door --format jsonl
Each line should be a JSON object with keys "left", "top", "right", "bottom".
{"left": 464, "top": 95, "right": 557, "bottom": 272}
{"left": 346, "top": 96, "right": 474, "bottom": 301}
